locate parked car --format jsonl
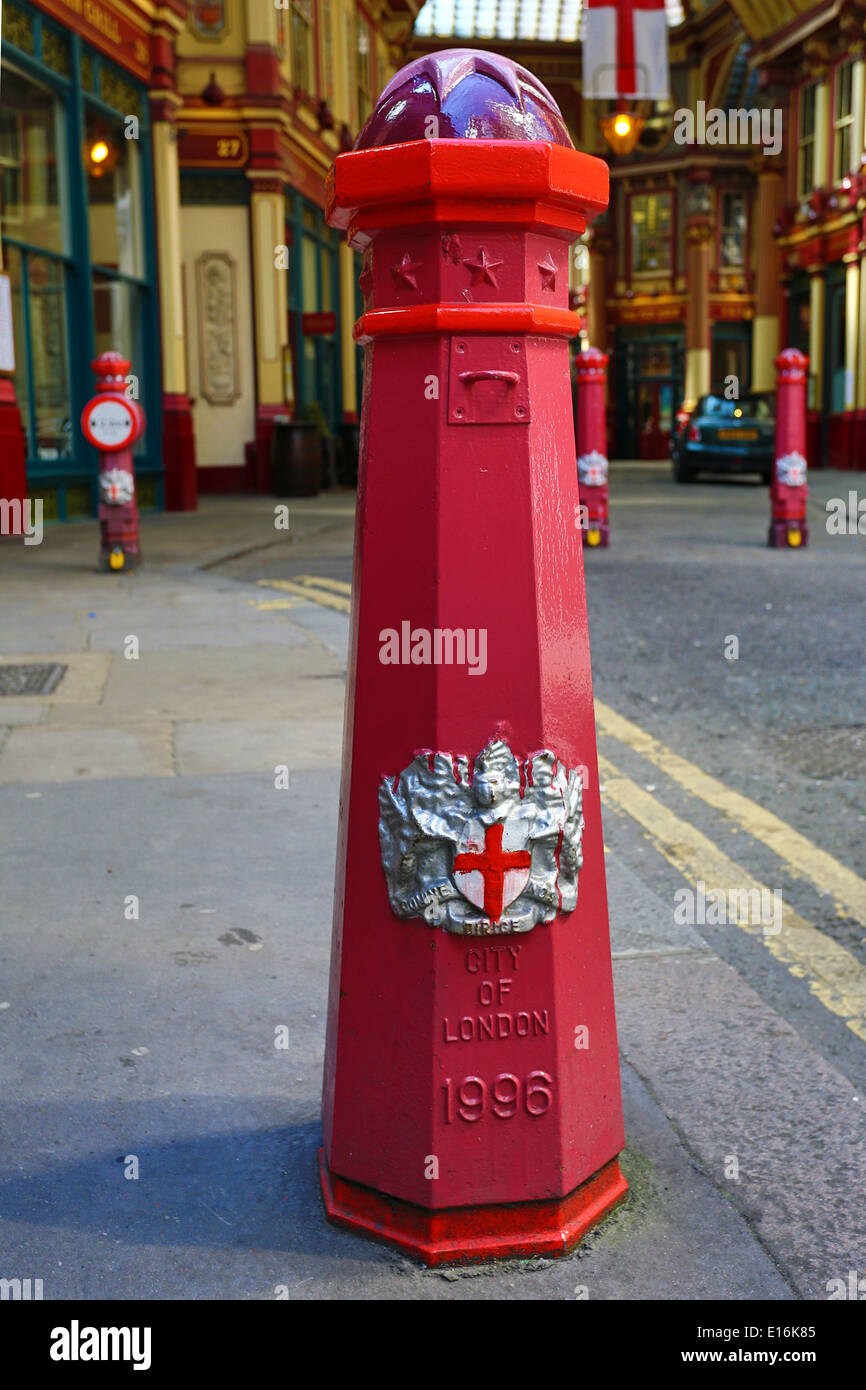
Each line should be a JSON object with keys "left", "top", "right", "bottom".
{"left": 671, "top": 392, "right": 775, "bottom": 483}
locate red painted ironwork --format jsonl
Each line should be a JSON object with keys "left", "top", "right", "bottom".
{"left": 319, "top": 50, "right": 627, "bottom": 1265}
{"left": 81, "top": 351, "right": 145, "bottom": 571}
{"left": 769, "top": 347, "right": 809, "bottom": 548}
{"left": 575, "top": 346, "right": 611, "bottom": 548}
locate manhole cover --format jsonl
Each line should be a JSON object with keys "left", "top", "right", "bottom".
{"left": 0, "top": 663, "right": 68, "bottom": 696}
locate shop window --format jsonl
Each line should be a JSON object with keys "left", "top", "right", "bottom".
{"left": 98, "top": 67, "right": 140, "bottom": 118}
{"left": 291, "top": 0, "right": 315, "bottom": 94}
{"left": 1, "top": 1, "right": 35, "bottom": 55}
{"left": 65, "top": 484, "right": 92, "bottom": 517}
{"left": 27, "top": 253, "right": 72, "bottom": 459}
{"left": 798, "top": 83, "right": 816, "bottom": 197}
{"left": 0, "top": 66, "right": 67, "bottom": 255}
{"left": 1, "top": 25, "right": 158, "bottom": 507}
{"left": 719, "top": 191, "right": 747, "bottom": 268}
{"left": 84, "top": 109, "right": 144, "bottom": 278}
{"left": 41, "top": 25, "right": 71, "bottom": 79}
{"left": 40, "top": 488, "right": 60, "bottom": 521}
{"left": 630, "top": 193, "right": 671, "bottom": 275}
{"left": 833, "top": 61, "right": 854, "bottom": 183}
{"left": 80, "top": 52, "right": 96, "bottom": 93}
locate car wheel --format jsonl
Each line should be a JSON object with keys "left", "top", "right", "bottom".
{"left": 673, "top": 455, "right": 697, "bottom": 484}
{"left": 760, "top": 468, "right": 772, "bottom": 486}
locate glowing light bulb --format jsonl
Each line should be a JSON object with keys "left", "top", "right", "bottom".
{"left": 613, "top": 114, "right": 631, "bottom": 137}
{"left": 90, "top": 141, "right": 110, "bottom": 165}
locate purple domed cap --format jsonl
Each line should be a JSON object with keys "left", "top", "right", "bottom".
{"left": 355, "top": 49, "right": 573, "bottom": 150}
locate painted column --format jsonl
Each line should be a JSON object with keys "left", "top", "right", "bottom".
{"left": 249, "top": 179, "right": 289, "bottom": 491}
{"left": 684, "top": 178, "right": 712, "bottom": 404}
{"left": 151, "top": 14, "right": 197, "bottom": 512}
{"left": 751, "top": 160, "right": 784, "bottom": 393}
{"left": 243, "top": 0, "right": 289, "bottom": 491}
{"left": 808, "top": 266, "right": 825, "bottom": 417}
{"left": 339, "top": 239, "right": 358, "bottom": 422}
{"left": 320, "top": 50, "right": 626, "bottom": 1265}
{"left": 841, "top": 252, "right": 860, "bottom": 469}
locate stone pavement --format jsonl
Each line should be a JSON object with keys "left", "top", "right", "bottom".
{"left": 0, "top": 489, "right": 860, "bottom": 1299}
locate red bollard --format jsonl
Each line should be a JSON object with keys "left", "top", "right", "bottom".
{"left": 575, "top": 346, "right": 610, "bottom": 548}
{"left": 319, "top": 50, "right": 627, "bottom": 1265}
{"left": 769, "top": 347, "right": 809, "bottom": 549}
{"left": 81, "top": 352, "right": 145, "bottom": 572}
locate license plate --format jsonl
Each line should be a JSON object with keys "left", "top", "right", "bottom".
{"left": 719, "top": 428, "right": 758, "bottom": 441}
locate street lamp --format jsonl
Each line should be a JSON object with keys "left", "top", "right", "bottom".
{"left": 600, "top": 106, "right": 644, "bottom": 156}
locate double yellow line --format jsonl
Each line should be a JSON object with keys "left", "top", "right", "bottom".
{"left": 257, "top": 574, "right": 351, "bottom": 613}
{"left": 596, "top": 700, "right": 866, "bottom": 1043}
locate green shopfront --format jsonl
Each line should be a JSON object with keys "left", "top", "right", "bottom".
{"left": 0, "top": 0, "right": 161, "bottom": 520}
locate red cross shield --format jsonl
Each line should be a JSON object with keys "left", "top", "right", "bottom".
{"left": 453, "top": 819, "right": 531, "bottom": 922}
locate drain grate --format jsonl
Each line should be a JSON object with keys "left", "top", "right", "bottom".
{"left": 0, "top": 663, "right": 68, "bottom": 696}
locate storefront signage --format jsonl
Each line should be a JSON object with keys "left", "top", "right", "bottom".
{"left": 177, "top": 129, "right": 250, "bottom": 169}
{"left": 31, "top": 0, "right": 151, "bottom": 81}
{"left": 302, "top": 312, "right": 337, "bottom": 336}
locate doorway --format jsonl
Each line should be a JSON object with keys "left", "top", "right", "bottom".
{"left": 615, "top": 328, "right": 684, "bottom": 459}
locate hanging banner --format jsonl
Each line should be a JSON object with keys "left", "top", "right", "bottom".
{"left": 582, "top": 0, "right": 670, "bottom": 100}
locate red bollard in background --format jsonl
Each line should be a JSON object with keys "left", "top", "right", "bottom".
{"left": 319, "top": 50, "right": 627, "bottom": 1265}
{"left": 769, "top": 347, "right": 809, "bottom": 549}
{"left": 81, "top": 352, "right": 145, "bottom": 571}
{"left": 575, "top": 346, "right": 610, "bottom": 548}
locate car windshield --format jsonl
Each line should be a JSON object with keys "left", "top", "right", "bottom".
{"left": 699, "top": 395, "right": 774, "bottom": 420}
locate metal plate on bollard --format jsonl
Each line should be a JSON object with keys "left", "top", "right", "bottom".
{"left": 448, "top": 336, "right": 531, "bottom": 425}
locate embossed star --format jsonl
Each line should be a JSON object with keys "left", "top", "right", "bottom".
{"left": 463, "top": 247, "right": 504, "bottom": 288}
{"left": 538, "top": 251, "right": 557, "bottom": 291}
{"left": 391, "top": 252, "right": 423, "bottom": 289}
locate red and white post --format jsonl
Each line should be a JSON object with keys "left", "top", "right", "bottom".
{"left": 575, "top": 346, "right": 610, "bottom": 548}
{"left": 81, "top": 352, "right": 145, "bottom": 571}
{"left": 769, "top": 347, "right": 809, "bottom": 549}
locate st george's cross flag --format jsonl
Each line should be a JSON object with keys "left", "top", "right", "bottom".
{"left": 582, "top": 0, "right": 670, "bottom": 101}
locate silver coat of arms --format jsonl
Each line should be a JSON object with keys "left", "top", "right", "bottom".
{"left": 99, "top": 468, "right": 135, "bottom": 506}
{"left": 378, "top": 738, "right": 584, "bottom": 935}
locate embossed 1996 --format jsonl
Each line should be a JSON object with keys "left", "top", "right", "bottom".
{"left": 442, "top": 1071, "right": 554, "bottom": 1122}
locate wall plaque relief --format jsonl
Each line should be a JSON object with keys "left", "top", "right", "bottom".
{"left": 196, "top": 252, "right": 240, "bottom": 405}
